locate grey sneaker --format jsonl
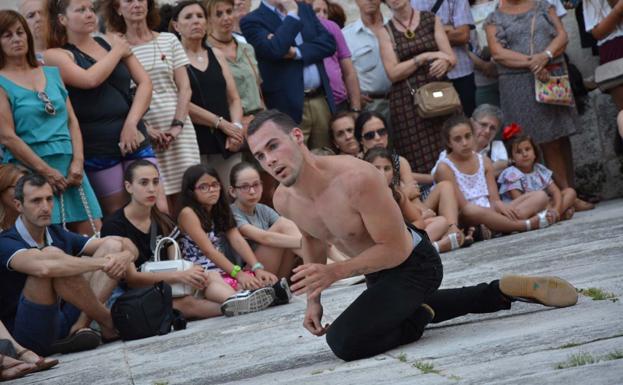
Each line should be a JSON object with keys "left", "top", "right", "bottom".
{"left": 221, "top": 287, "right": 275, "bottom": 317}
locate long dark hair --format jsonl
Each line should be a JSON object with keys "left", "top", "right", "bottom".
{"left": 0, "top": 10, "right": 38, "bottom": 69}
{"left": 46, "top": 0, "right": 71, "bottom": 48}
{"left": 179, "top": 164, "right": 236, "bottom": 233}
{"left": 363, "top": 147, "right": 402, "bottom": 204}
{"left": 354, "top": 110, "right": 388, "bottom": 143}
{"left": 124, "top": 160, "right": 175, "bottom": 235}
{"left": 170, "top": 0, "right": 208, "bottom": 46}
{"left": 441, "top": 114, "right": 473, "bottom": 153}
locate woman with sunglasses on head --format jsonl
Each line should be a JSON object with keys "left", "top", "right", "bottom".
{"left": 0, "top": 10, "right": 102, "bottom": 234}
{"left": 228, "top": 162, "right": 302, "bottom": 279}
{"left": 43, "top": 0, "right": 163, "bottom": 217}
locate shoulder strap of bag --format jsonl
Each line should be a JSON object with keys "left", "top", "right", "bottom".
{"left": 384, "top": 24, "right": 417, "bottom": 95}
{"left": 431, "top": 0, "right": 446, "bottom": 14}
{"left": 240, "top": 44, "right": 264, "bottom": 103}
{"left": 149, "top": 220, "right": 158, "bottom": 255}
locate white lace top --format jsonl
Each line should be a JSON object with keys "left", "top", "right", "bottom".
{"left": 440, "top": 153, "right": 491, "bottom": 208}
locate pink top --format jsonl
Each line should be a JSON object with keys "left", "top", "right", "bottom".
{"left": 440, "top": 153, "right": 491, "bottom": 208}
{"left": 320, "top": 18, "right": 350, "bottom": 105}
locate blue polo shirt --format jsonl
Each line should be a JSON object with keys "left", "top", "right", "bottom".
{"left": 0, "top": 217, "right": 91, "bottom": 329}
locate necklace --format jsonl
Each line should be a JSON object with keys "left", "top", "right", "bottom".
{"left": 393, "top": 8, "right": 416, "bottom": 39}
{"left": 209, "top": 33, "right": 234, "bottom": 45}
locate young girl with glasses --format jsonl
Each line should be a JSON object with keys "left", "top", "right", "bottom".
{"left": 0, "top": 10, "right": 102, "bottom": 235}
{"left": 178, "top": 164, "right": 292, "bottom": 309}
{"left": 434, "top": 115, "right": 554, "bottom": 237}
{"left": 228, "top": 162, "right": 302, "bottom": 279}
{"left": 102, "top": 160, "right": 275, "bottom": 318}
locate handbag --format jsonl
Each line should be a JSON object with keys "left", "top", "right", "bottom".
{"left": 595, "top": 58, "right": 623, "bottom": 91}
{"left": 111, "top": 281, "right": 187, "bottom": 341}
{"left": 529, "top": 3, "right": 574, "bottom": 106}
{"left": 140, "top": 236, "right": 195, "bottom": 298}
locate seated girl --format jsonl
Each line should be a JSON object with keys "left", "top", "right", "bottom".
{"left": 434, "top": 115, "right": 554, "bottom": 236}
{"left": 364, "top": 148, "right": 466, "bottom": 253}
{"left": 177, "top": 164, "right": 291, "bottom": 304}
{"left": 101, "top": 160, "right": 275, "bottom": 319}
{"left": 228, "top": 162, "right": 302, "bottom": 279}
{"left": 499, "top": 133, "right": 577, "bottom": 221}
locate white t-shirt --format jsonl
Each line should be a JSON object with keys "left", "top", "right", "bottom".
{"left": 583, "top": 0, "right": 623, "bottom": 45}
{"left": 431, "top": 140, "right": 508, "bottom": 176}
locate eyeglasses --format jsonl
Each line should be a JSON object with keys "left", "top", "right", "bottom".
{"left": 37, "top": 91, "right": 56, "bottom": 116}
{"left": 195, "top": 182, "right": 221, "bottom": 192}
{"left": 362, "top": 128, "right": 387, "bottom": 141}
{"left": 234, "top": 181, "right": 262, "bottom": 192}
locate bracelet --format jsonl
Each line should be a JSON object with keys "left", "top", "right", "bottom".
{"left": 230, "top": 264, "right": 241, "bottom": 278}
{"left": 251, "top": 262, "right": 265, "bottom": 272}
{"left": 215, "top": 116, "right": 224, "bottom": 130}
{"left": 232, "top": 122, "right": 243, "bottom": 130}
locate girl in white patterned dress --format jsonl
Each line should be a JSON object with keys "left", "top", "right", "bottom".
{"left": 100, "top": 0, "right": 201, "bottom": 209}
{"left": 434, "top": 115, "right": 553, "bottom": 236}
{"left": 499, "top": 134, "right": 577, "bottom": 221}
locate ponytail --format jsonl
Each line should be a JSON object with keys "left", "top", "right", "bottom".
{"left": 47, "top": 0, "right": 71, "bottom": 48}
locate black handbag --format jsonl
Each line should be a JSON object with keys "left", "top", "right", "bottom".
{"left": 111, "top": 281, "right": 186, "bottom": 341}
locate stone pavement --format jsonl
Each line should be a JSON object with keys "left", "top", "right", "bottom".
{"left": 11, "top": 199, "right": 623, "bottom": 385}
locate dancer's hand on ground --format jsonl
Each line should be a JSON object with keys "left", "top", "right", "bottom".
{"left": 291, "top": 263, "right": 339, "bottom": 298}
{"left": 303, "top": 300, "right": 329, "bottom": 336}
{"left": 254, "top": 269, "right": 278, "bottom": 285}
{"left": 236, "top": 271, "right": 264, "bottom": 290}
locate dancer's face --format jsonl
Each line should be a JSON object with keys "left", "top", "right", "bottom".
{"left": 512, "top": 140, "right": 536, "bottom": 171}
{"left": 174, "top": 4, "right": 207, "bottom": 41}
{"left": 371, "top": 156, "right": 394, "bottom": 185}
{"left": 247, "top": 121, "right": 305, "bottom": 187}
{"left": 125, "top": 165, "right": 159, "bottom": 208}
{"left": 230, "top": 167, "right": 263, "bottom": 206}
{"left": 360, "top": 116, "right": 388, "bottom": 152}
{"left": 331, "top": 116, "right": 360, "bottom": 156}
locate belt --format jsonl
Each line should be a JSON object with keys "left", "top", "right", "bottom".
{"left": 304, "top": 87, "right": 324, "bottom": 98}
{"left": 365, "top": 92, "right": 388, "bottom": 99}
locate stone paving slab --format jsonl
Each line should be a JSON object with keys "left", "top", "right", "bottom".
{"left": 11, "top": 200, "right": 623, "bottom": 385}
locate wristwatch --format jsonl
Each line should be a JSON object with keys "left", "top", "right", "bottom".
{"left": 544, "top": 50, "right": 554, "bottom": 61}
{"left": 170, "top": 118, "right": 184, "bottom": 128}
{"left": 232, "top": 122, "right": 243, "bottom": 130}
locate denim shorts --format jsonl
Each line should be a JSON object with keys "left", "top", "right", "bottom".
{"left": 12, "top": 295, "right": 81, "bottom": 356}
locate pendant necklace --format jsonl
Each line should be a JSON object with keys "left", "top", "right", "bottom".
{"left": 393, "top": 8, "right": 416, "bottom": 40}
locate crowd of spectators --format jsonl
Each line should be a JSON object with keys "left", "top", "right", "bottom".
{"left": 0, "top": 0, "right": 619, "bottom": 379}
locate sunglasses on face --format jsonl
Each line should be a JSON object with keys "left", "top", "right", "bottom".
{"left": 195, "top": 181, "right": 221, "bottom": 192}
{"left": 37, "top": 91, "right": 56, "bottom": 116}
{"left": 362, "top": 127, "right": 387, "bottom": 141}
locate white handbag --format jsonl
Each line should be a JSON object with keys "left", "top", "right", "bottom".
{"left": 140, "top": 236, "right": 195, "bottom": 298}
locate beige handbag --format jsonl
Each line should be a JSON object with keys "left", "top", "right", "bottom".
{"left": 410, "top": 81, "right": 462, "bottom": 118}
{"left": 140, "top": 236, "right": 195, "bottom": 298}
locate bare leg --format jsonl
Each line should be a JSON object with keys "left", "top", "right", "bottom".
{"left": 461, "top": 203, "right": 541, "bottom": 233}
{"left": 202, "top": 271, "right": 236, "bottom": 303}
{"left": 67, "top": 218, "right": 102, "bottom": 237}
{"left": 507, "top": 191, "right": 548, "bottom": 219}
{"left": 541, "top": 137, "right": 574, "bottom": 190}
{"left": 254, "top": 221, "right": 300, "bottom": 279}
{"left": 560, "top": 187, "right": 577, "bottom": 220}
{"left": 424, "top": 181, "right": 460, "bottom": 226}
{"left": 609, "top": 84, "right": 623, "bottom": 110}
{"left": 422, "top": 216, "right": 448, "bottom": 242}
{"left": 173, "top": 296, "right": 222, "bottom": 320}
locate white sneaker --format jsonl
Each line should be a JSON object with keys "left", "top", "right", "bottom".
{"left": 221, "top": 287, "right": 275, "bottom": 317}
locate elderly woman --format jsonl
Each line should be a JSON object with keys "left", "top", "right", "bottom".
{"left": 206, "top": 0, "right": 264, "bottom": 129}
{"left": 17, "top": 0, "right": 47, "bottom": 60}
{"left": 100, "top": 0, "right": 201, "bottom": 208}
{"left": 171, "top": 0, "right": 244, "bottom": 188}
{"left": 375, "top": 0, "right": 456, "bottom": 174}
{"left": 0, "top": 10, "right": 102, "bottom": 234}
{"left": 485, "top": 0, "right": 578, "bottom": 196}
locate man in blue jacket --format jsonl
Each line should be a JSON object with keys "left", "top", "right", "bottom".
{"left": 241, "top": 0, "right": 336, "bottom": 149}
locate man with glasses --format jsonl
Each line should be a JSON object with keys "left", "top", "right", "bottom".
{"left": 245, "top": 109, "right": 578, "bottom": 361}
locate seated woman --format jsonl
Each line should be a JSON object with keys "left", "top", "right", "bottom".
{"left": 434, "top": 115, "right": 553, "bottom": 237}
{"left": 101, "top": 160, "right": 274, "bottom": 319}
{"left": 365, "top": 148, "right": 466, "bottom": 253}
{"left": 329, "top": 111, "right": 361, "bottom": 157}
{"left": 177, "top": 164, "right": 291, "bottom": 305}
{"left": 499, "top": 132, "right": 577, "bottom": 221}
{"left": 0, "top": 164, "right": 25, "bottom": 232}
{"left": 0, "top": 320, "right": 57, "bottom": 381}
{"left": 228, "top": 162, "right": 301, "bottom": 279}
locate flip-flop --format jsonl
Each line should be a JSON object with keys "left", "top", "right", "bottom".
{"left": 16, "top": 349, "right": 59, "bottom": 372}
{"left": 50, "top": 328, "right": 101, "bottom": 355}
{"left": 0, "top": 354, "right": 36, "bottom": 381}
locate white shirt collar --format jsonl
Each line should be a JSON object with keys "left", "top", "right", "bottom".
{"left": 15, "top": 216, "right": 53, "bottom": 249}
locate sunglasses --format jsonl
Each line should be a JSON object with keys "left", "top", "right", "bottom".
{"left": 362, "top": 128, "right": 387, "bottom": 141}
{"left": 37, "top": 91, "right": 56, "bottom": 116}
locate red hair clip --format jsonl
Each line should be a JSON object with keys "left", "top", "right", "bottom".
{"left": 502, "top": 123, "right": 522, "bottom": 141}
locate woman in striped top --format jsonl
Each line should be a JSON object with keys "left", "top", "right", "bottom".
{"left": 100, "top": 0, "right": 201, "bottom": 209}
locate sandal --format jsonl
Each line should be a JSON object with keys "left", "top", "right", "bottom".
{"left": 462, "top": 226, "right": 475, "bottom": 248}
{"left": 0, "top": 354, "right": 36, "bottom": 381}
{"left": 473, "top": 224, "right": 492, "bottom": 241}
{"left": 562, "top": 206, "right": 575, "bottom": 220}
{"left": 433, "top": 231, "right": 464, "bottom": 253}
{"left": 16, "top": 349, "right": 59, "bottom": 372}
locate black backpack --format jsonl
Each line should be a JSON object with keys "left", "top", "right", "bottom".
{"left": 111, "top": 281, "right": 186, "bottom": 341}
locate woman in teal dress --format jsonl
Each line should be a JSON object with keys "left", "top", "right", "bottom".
{"left": 0, "top": 10, "right": 102, "bottom": 235}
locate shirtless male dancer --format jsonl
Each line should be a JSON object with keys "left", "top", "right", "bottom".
{"left": 246, "top": 110, "right": 578, "bottom": 361}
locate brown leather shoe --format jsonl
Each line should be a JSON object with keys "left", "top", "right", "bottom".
{"left": 499, "top": 275, "right": 578, "bottom": 307}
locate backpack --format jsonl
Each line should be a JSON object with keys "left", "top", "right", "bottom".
{"left": 111, "top": 281, "right": 186, "bottom": 341}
